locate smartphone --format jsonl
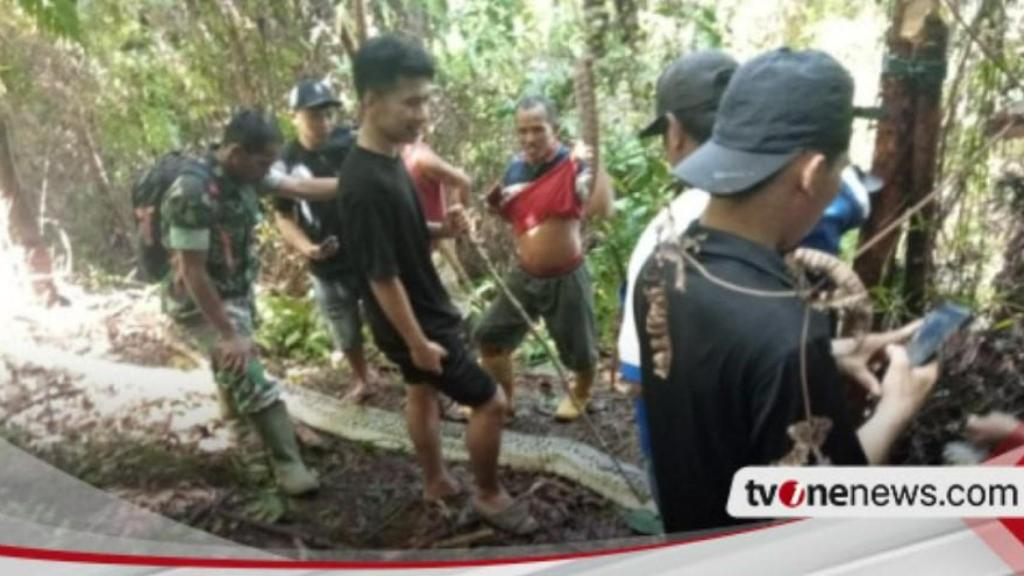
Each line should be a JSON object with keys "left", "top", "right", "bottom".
{"left": 906, "top": 302, "right": 973, "bottom": 366}
{"left": 322, "top": 235, "right": 340, "bottom": 252}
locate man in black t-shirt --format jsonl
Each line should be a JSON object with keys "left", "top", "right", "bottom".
{"left": 635, "top": 49, "right": 940, "bottom": 533}
{"left": 273, "top": 79, "right": 377, "bottom": 403}
{"left": 338, "top": 35, "right": 537, "bottom": 535}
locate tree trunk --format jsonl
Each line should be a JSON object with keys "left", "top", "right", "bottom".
{"left": 613, "top": 0, "right": 641, "bottom": 49}
{"left": 214, "top": 0, "right": 261, "bottom": 106}
{"left": 0, "top": 117, "right": 65, "bottom": 306}
{"left": 856, "top": 0, "right": 948, "bottom": 310}
{"left": 582, "top": 0, "right": 610, "bottom": 59}
{"left": 75, "top": 117, "right": 132, "bottom": 234}
{"left": 855, "top": 2, "right": 918, "bottom": 291}
{"left": 352, "top": 0, "right": 368, "bottom": 45}
{"left": 993, "top": 172, "right": 1024, "bottom": 321}
{"left": 902, "top": 13, "right": 948, "bottom": 316}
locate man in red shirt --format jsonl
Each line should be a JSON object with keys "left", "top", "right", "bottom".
{"left": 476, "top": 96, "right": 614, "bottom": 421}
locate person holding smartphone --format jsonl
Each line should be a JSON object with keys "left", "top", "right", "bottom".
{"left": 273, "top": 79, "right": 378, "bottom": 404}
{"left": 634, "top": 49, "right": 942, "bottom": 533}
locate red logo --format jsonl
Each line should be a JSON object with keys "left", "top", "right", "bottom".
{"left": 779, "top": 480, "right": 806, "bottom": 508}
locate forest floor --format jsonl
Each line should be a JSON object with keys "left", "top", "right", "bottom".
{"left": 893, "top": 322, "right": 1024, "bottom": 465}
{"left": 0, "top": 284, "right": 646, "bottom": 556}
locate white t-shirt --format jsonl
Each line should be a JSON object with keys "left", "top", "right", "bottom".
{"left": 617, "top": 189, "right": 709, "bottom": 383}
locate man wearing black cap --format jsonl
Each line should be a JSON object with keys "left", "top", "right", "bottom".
{"left": 634, "top": 48, "right": 940, "bottom": 533}
{"left": 620, "top": 50, "right": 736, "bottom": 513}
{"left": 274, "top": 79, "right": 377, "bottom": 403}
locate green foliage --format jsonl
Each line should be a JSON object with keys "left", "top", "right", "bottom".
{"left": 689, "top": 4, "right": 725, "bottom": 47}
{"left": 589, "top": 129, "right": 673, "bottom": 343}
{"left": 255, "top": 293, "right": 333, "bottom": 363}
{"left": 5, "top": 0, "right": 1020, "bottom": 351}
{"left": 518, "top": 331, "right": 559, "bottom": 368}
{"left": 924, "top": 0, "right": 1021, "bottom": 311}
{"left": 869, "top": 282, "right": 912, "bottom": 328}
{"left": 14, "top": 0, "right": 81, "bottom": 40}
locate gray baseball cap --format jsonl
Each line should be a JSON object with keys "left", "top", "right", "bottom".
{"left": 639, "top": 50, "right": 738, "bottom": 139}
{"left": 673, "top": 48, "right": 855, "bottom": 195}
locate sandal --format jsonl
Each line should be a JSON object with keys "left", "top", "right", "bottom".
{"left": 474, "top": 498, "right": 539, "bottom": 535}
{"left": 439, "top": 398, "right": 471, "bottom": 422}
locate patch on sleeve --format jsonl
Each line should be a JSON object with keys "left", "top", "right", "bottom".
{"left": 166, "top": 226, "right": 211, "bottom": 251}
{"left": 162, "top": 175, "right": 213, "bottom": 229}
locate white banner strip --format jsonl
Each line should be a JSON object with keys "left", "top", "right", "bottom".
{"left": 728, "top": 467, "right": 1024, "bottom": 518}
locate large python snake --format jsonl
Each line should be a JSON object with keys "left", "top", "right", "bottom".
{"left": 283, "top": 383, "right": 653, "bottom": 511}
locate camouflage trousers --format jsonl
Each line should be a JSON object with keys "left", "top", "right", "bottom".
{"left": 171, "top": 298, "right": 280, "bottom": 416}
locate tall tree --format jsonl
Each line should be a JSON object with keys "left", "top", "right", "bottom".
{"left": 902, "top": 12, "right": 949, "bottom": 315}
{"left": 855, "top": 0, "right": 948, "bottom": 317}
{"left": 0, "top": 117, "right": 64, "bottom": 305}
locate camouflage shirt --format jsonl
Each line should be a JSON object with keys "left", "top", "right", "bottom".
{"left": 161, "top": 156, "right": 264, "bottom": 321}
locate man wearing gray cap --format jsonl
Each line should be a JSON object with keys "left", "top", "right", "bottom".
{"left": 634, "top": 48, "right": 940, "bottom": 533}
{"left": 619, "top": 50, "right": 736, "bottom": 513}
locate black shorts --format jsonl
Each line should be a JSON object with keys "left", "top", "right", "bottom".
{"left": 387, "top": 332, "right": 497, "bottom": 408}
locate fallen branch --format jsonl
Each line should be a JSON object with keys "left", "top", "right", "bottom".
{"left": 358, "top": 499, "right": 415, "bottom": 546}
{"left": 9, "top": 387, "right": 84, "bottom": 419}
{"left": 221, "top": 511, "right": 336, "bottom": 549}
{"left": 432, "top": 527, "right": 495, "bottom": 549}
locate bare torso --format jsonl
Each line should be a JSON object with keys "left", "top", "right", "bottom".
{"left": 515, "top": 217, "right": 582, "bottom": 277}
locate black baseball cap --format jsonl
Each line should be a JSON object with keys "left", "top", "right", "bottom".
{"left": 639, "top": 50, "right": 738, "bottom": 139}
{"left": 288, "top": 79, "right": 342, "bottom": 110}
{"left": 674, "top": 48, "right": 855, "bottom": 195}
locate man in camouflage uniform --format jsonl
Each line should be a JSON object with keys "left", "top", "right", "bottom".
{"left": 162, "top": 110, "right": 324, "bottom": 496}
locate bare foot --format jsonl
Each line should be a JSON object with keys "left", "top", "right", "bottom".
{"left": 423, "top": 474, "right": 462, "bottom": 503}
{"left": 472, "top": 487, "right": 514, "bottom": 515}
{"left": 342, "top": 381, "right": 375, "bottom": 404}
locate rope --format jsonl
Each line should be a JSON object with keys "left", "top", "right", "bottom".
{"left": 854, "top": 122, "right": 1013, "bottom": 261}
{"left": 464, "top": 233, "right": 648, "bottom": 506}
{"left": 679, "top": 248, "right": 804, "bottom": 299}
{"left": 798, "top": 302, "right": 814, "bottom": 443}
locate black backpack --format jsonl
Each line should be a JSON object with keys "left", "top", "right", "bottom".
{"left": 131, "top": 152, "right": 214, "bottom": 282}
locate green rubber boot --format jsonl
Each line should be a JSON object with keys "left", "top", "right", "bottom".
{"left": 249, "top": 401, "right": 320, "bottom": 496}
{"left": 216, "top": 385, "right": 239, "bottom": 421}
